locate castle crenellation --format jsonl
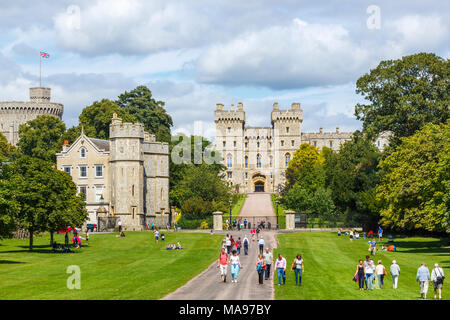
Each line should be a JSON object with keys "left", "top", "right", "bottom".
{"left": 215, "top": 101, "right": 389, "bottom": 193}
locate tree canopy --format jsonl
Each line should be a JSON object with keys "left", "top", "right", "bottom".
{"left": 377, "top": 121, "right": 449, "bottom": 233}
{"left": 17, "top": 115, "right": 67, "bottom": 163}
{"left": 355, "top": 52, "right": 449, "bottom": 147}
{"left": 116, "top": 86, "right": 173, "bottom": 143}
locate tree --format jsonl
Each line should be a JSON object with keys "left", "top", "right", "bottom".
{"left": 116, "top": 86, "right": 173, "bottom": 143}
{"left": 0, "top": 132, "right": 15, "bottom": 160}
{"left": 324, "top": 132, "right": 381, "bottom": 227}
{"left": 285, "top": 143, "right": 325, "bottom": 193}
{"left": 0, "top": 170, "right": 19, "bottom": 239}
{"left": 5, "top": 156, "right": 88, "bottom": 250}
{"left": 17, "top": 115, "right": 66, "bottom": 163}
{"left": 377, "top": 121, "right": 449, "bottom": 233}
{"left": 172, "top": 164, "right": 232, "bottom": 216}
{"left": 78, "top": 99, "right": 136, "bottom": 140}
{"left": 355, "top": 53, "right": 449, "bottom": 147}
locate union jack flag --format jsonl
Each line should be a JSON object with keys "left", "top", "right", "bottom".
{"left": 40, "top": 52, "right": 50, "bottom": 58}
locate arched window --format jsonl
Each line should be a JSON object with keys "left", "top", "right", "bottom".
{"left": 256, "top": 154, "right": 262, "bottom": 168}
{"left": 80, "top": 147, "right": 86, "bottom": 158}
{"left": 244, "top": 156, "right": 248, "bottom": 168}
{"left": 227, "top": 155, "right": 232, "bottom": 168}
{"left": 285, "top": 153, "right": 291, "bottom": 168}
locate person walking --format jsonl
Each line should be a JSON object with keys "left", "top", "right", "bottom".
{"left": 275, "top": 254, "right": 287, "bottom": 285}
{"left": 369, "top": 238, "right": 377, "bottom": 256}
{"left": 263, "top": 248, "right": 273, "bottom": 280}
{"left": 375, "top": 260, "right": 386, "bottom": 289}
{"left": 349, "top": 230, "right": 354, "bottom": 242}
{"left": 364, "top": 255, "right": 375, "bottom": 291}
{"left": 291, "top": 254, "right": 305, "bottom": 286}
{"left": 256, "top": 254, "right": 265, "bottom": 285}
{"left": 258, "top": 237, "right": 265, "bottom": 254}
{"left": 416, "top": 262, "right": 431, "bottom": 299}
{"left": 230, "top": 250, "right": 241, "bottom": 283}
{"left": 378, "top": 226, "right": 383, "bottom": 241}
{"left": 431, "top": 263, "right": 445, "bottom": 300}
{"left": 355, "top": 259, "right": 366, "bottom": 291}
{"left": 154, "top": 228, "right": 160, "bottom": 243}
{"left": 236, "top": 237, "right": 242, "bottom": 255}
{"left": 390, "top": 260, "right": 401, "bottom": 289}
{"left": 225, "top": 234, "right": 232, "bottom": 254}
{"left": 243, "top": 235, "right": 249, "bottom": 255}
{"left": 244, "top": 219, "right": 247, "bottom": 229}
{"left": 118, "top": 220, "right": 122, "bottom": 233}
{"left": 217, "top": 248, "right": 229, "bottom": 283}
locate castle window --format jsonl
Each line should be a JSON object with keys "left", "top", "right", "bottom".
{"left": 228, "top": 127, "right": 231, "bottom": 133}
{"left": 245, "top": 156, "right": 248, "bottom": 168}
{"left": 79, "top": 186, "right": 87, "bottom": 201}
{"left": 95, "top": 185, "right": 104, "bottom": 202}
{"left": 234, "top": 141, "right": 236, "bottom": 147}
{"left": 223, "top": 141, "right": 226, "bottom": 147}
{"left": 291, "top": 140, "right": 295, "bottom": 147}
{"left": 80, "top": 147, "right": 86, "bottom": 158}
{"left": 281, "top": 140, "right": 284, "bottom": 147}
{"left": 377, "top": 140, "right": 380, "bottom": 147}
{"left": 95, "top": 165, "right": 103, "bottom": 177}
{"left": 227, "top": 172, "right": 232, "bottom": 179}
{"left": 63, "top": 166, "right": 71, "bottom": 175}
{"left": 269, "top": 142, "right": 272, "bottom": 148}
{"left": 257, "top": 142, "right": 260, "bottom": 148}
{"left": 132, "top": 185, "right": 135, "bottom": 197}
{"left": 330, "top": 141, "right": 333, "bottom": 148}
{"left": 227, "top": 155, "right": 232, "bottom": 168}
{"left": 269, "top": 156, "right": 273, "bottom": 168}
{"left": 286, "top": 127, "right": 290, "bottom": 133}
{"left": 256, "top": 154, "right": 262, "bottom": 168}
{"left": 285, "top": 153, "right": 291, "bottom": 168}
{"left": 314, "top": 141, "right": 317, "bottom": 147}
{"left": 79, "top": 165, "right": 87, "bottom": 178}
{"left": 245, "top": 172, "right": 248, "bottom": 179}
{"left": 245, "top": 142, "right": 248, "bottom": 148}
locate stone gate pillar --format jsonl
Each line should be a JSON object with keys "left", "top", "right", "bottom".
{"left": 213, "top": 211, "right": 223, "bottom": 231}
{"left": 285, "top": 210, "right": 295, "bottom": 230}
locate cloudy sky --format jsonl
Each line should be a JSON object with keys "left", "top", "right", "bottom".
{"left": 1, "top": 0, "right": 449, "bottom": 140}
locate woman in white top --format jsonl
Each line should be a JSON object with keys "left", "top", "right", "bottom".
{"left": 230, "top": 250, "right": 241, "bottom": 283}
{"left": 290, "top": 254, "right": 305, "bottom": 286}
{"left": 375, "top": 260, "right": 386, "bottom": 289}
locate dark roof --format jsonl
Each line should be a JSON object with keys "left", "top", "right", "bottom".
{"left": 89, "top": 137, "right": 110, "bottom": 152}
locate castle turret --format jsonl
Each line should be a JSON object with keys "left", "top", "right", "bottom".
{"left": 109, "top": 116, "right": 145, "bottom": 230}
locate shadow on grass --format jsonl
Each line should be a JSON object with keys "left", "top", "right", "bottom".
{"left": 0, "top": 260, "right": 26, "bottom": 264}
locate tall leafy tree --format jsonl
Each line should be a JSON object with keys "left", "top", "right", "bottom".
{"left": 377, "top": 121, "right": 449, "bottom": 233}
{"left": 78, "top": 99, "right": 136, "bottom": 140}
{"left": 17, "top": 115, "right": 66, "bottom": 163}
{"left": 324, "top": 132, "right": 381, "bottom": 227}
{"left": 5, "top": 156, "right": 88, "bottom": 250}
{"left": 116, "top": 86, "right": 173, "bottom": 143}
{"left": 355, "top": 52, "right": 449, "bottom": 147}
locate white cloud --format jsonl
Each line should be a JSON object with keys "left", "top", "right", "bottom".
{"left": 53, "top": 0, "right": 212, "bottom": 56}
{"left": 196, "top": 18, "right": 372, "bottom": 90}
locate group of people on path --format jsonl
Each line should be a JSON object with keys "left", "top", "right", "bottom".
{"left": 218, "top": 233, "right": 305, "bottom": 287}
{"left": 354, "top": 256, "right": 445, "bottom": 299}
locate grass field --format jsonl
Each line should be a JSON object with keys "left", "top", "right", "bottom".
{"left": 274, "top": 232, "right": 450, "bottom": 300}
{"left": 0, "top": 231, "right": 223, "bottom": 300}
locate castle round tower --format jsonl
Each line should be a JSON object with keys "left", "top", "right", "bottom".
{"left": 0, "top": 87, "right": 64, "bottom": 145}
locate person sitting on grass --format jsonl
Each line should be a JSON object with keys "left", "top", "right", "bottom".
{"left": 166, "top": 244, "right": 174, "bottom": 250}
{"left": 161, "top": 233, "right": 165, "bottom": 241}
{"left": 382, "top": 245, "right": 387, "bottom": 251}
{"left": 354, "top": 232, "right": 359, "bottom": 239}
{"left": 116, "top": 231, "right": 126, "bottom": 237}
{"left": 176, "top": 242, "right": 183, "bottom": 250}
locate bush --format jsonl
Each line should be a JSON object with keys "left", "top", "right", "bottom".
{"left": 177, "top": 216, "right": 213, "bottom": 230}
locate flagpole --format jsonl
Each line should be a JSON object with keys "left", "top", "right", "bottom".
{"left": 39, "top": 53, "right": 42, "bottom": 87}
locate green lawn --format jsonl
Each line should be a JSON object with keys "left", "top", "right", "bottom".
{"left": 274, "top": 232, "right": 450, "bottom": 300}
{"left": 0, "top": 231, "right": 223, "bottom": 300}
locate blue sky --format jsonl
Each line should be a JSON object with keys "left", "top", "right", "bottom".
{"left": 0, "top": 0, "right": 449, "bottom": 141}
